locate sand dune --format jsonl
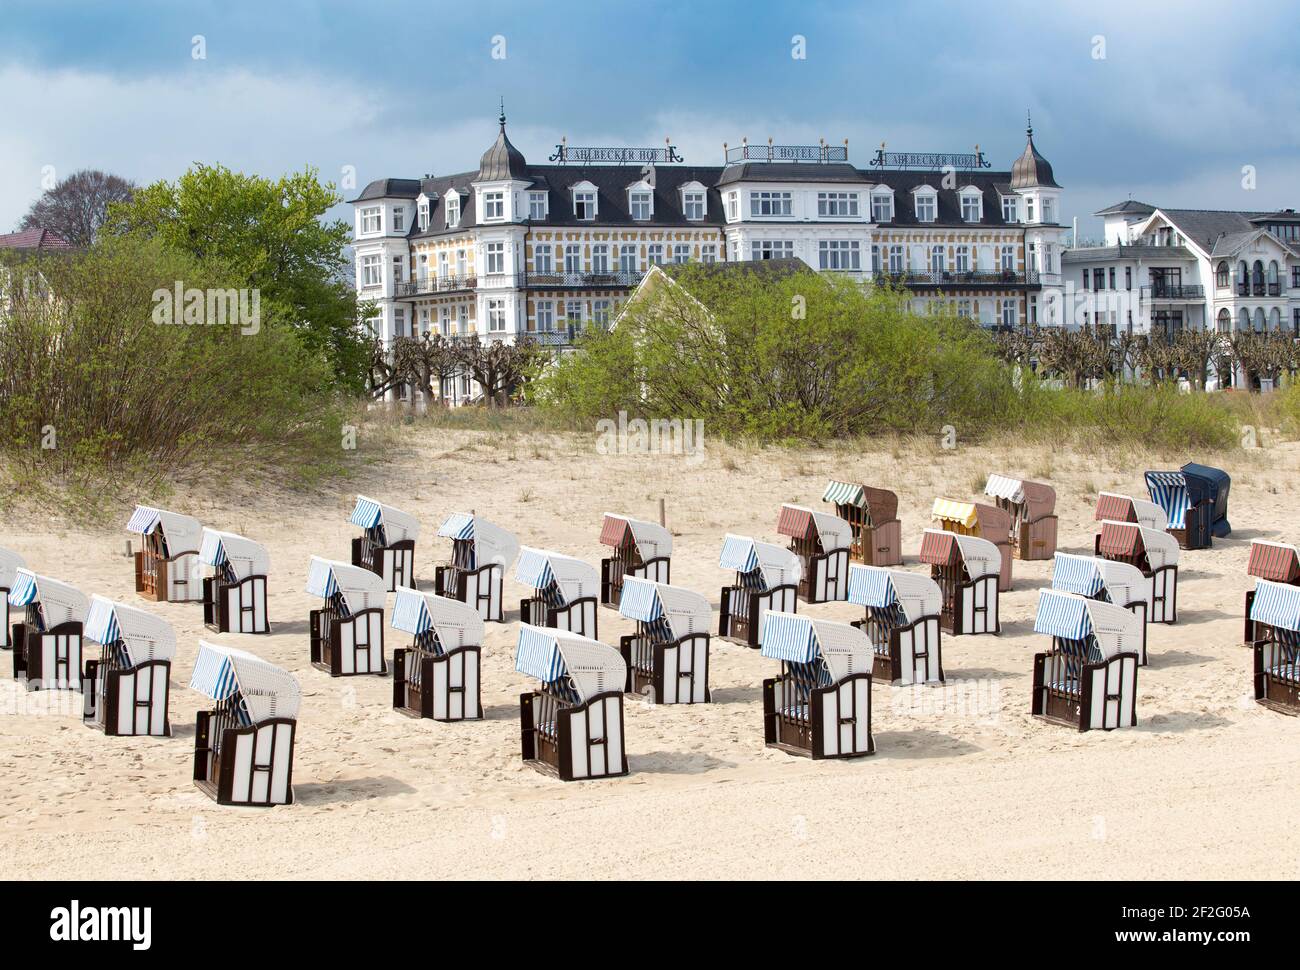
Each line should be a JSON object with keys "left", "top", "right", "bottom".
{"left": 2, "top": 428, "right": 1297, "bottom": 880}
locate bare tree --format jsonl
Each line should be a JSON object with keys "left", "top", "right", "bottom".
{"left": 18, "top": 170, "right": 136, "bottom": 247}
{"left": 452, "top": 335, "right": 544, "bottom": 406}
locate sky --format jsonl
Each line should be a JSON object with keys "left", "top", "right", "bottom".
{"left": 3, "top": 0, "right": 1299, "bottom": 238}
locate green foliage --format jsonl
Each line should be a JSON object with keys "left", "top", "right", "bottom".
{"left": 105, "top": 163, "right": 369, "bottom": 390}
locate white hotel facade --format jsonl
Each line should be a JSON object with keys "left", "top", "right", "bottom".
{"left": 351, "top": 113, "right": 1068, "bottom": 400}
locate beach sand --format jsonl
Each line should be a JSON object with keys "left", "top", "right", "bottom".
{"left": 2, "top": 426, "right": 1297, "bottom": 880}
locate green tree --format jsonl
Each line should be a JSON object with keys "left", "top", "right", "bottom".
{"left": 106, "top": 164, "right": 368, "bottom": 390}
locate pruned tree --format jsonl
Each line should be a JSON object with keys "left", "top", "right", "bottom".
{"left": 18, "top": 169, "right": 136, "bottom": 247}
{"left": 1169, "top": 329, "right": 1224, "bottom": 392}
{"left": 1038, "top": 324, "right": 1108, "bottom": 388}
{"left": 452, "top": 334, "right": 544, "bottom": 406}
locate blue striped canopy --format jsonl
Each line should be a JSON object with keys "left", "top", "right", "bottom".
{"left": 759, "top": 612, "right": 818, "bottom": 664}
{"left": 391, "top": 587, "right": 432, "bottom": 635}
{"left": 199, "top": 531, "right": 227, "bottom": 566}
{"left": 514, "top": 548, "right": 555, "bottom": 590}
{"left": 847, "top": 566, "right": 895, "bottom": 609}
{"left": 1144, "top": 471, "right": 1193, "bottom": 529}
{"left": 7, "top": 570, "right": 38, "bottom": 606}
{"left": 1050, "top": 554, "right": 1106, "bottom": 597}
{"left": 1033, "top": 590, "right": 1093, "bottom": 641}
{"left": 304, "top": 558, "right": 339, "bottom": 601}
{"left": 83, "top": 597, "right": 121, "bottom": 646}
{"left": 718, "top": 535, "right": 759, "bottom": 573}
{"left": 1251, "top": 580, "right": 1300, "bottom": 633}
{"left": 126, "top": 506, "right": 163, "bottom": 535}
{"left": 349, "top": 497, "right": 382, "bottom": 529}
{"left": 617, "top": 578, "right": 661, "bottom": 623}
{"left": 515, "top": 626, "right": 568, "bottom": 683}
{"left": 188, "top": 646, "right": 243, "bottom": 709}
{"left": 437, "top": 513, "right": 476, "bottom": 541}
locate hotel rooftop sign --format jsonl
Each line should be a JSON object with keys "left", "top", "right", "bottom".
{"left": 725, "top": 143, "right": 849, "bottom": 164}
{"left": 549, "top": 143, "right": 683, "bottom": 164}
{"left": 871, "top": 149, "right": 991, "bottom": 170}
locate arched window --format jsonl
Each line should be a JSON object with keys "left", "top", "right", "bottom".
{"left": 1254, "top": 307, "right": 1267, "bottom": 332}
{"left": 1238, "top": 308, "right": 1251, "bottom": 331}
{"left": 1216, "top": 261, "right": 1230, "bottom": 288}
{"left": 1217, "top": 308, "right": 1231, "bottom": 332}
{"left": 1268, "top": 261, "right": 1280, "bottom": 294}
{"left": 1238, "top": 260, "right": 1249, "bottom": 293}
{"left": 1270, "top": 307, "right": 1283, "bottom": 330}
{"left": 1253, "top": 260, "right": 1266, "bottom": 294}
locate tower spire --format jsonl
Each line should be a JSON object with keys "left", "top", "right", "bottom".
{"left": 1026, "top": 109, "right": 1033, "bottom": 138}
{"left": 499, "top": 97, "right": 506, "bottom": 129}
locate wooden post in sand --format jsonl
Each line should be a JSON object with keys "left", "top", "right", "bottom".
{"left": 658, "top": 498, "right": 666, "bottom": 529}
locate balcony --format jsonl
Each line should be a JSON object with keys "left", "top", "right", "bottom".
{"left": 875, "top": 269, "right": 1041, "bottom": 288}
{"left": 522, "top": 270, "right": 644, "bottom": 290}
{"left": 1140, "top": 284, "right": 1204, "bottom": 301}
{"left": 522, "top": 324, "right": 612, "bottom": 347}
{"left": 395, "top": 275, "right": 476, "bottom": 297}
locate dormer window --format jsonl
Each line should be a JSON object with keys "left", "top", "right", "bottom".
{"left": 445, "top": 194, "right": 460, "bottom": 227}
{"left": 960, "top": 189, "right": 982, "bottom": 223}
{"left": 629, "top": 191, "right": 653, "bottom": 221}
{"left": 682, "top": 190, "right": 706, "bottom": 221}
{"left": 359, "top": 206, "right": 381, "bottom": 234}
{"left": 914, "top": 189, "right": 937, "bottom": 223}
{"left": 393, "top": 207, "right": 405, "bottom": 232}
{"left": 1001, "top": 195, "right": 1019, "bottom": 223}
{"left": 572, "top": 184, "right": 597, "bottom": 220}
{"left": 483, "top": 191, "right": 505, "bottom": 221}
{"left": 417, "top": 198, "right": 430, "bottom": 231}
{"left": 528, "top": 192, "right": 547, "bottom": 221}
{"left": 870, "top": 189, "right": 894, "bottom": 223}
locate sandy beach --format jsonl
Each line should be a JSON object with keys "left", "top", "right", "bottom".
{"left": 2, "top": 426, "right": 1297, "bottom": 881}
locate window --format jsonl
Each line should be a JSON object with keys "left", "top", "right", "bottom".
{"left": 750, "top": 192, "right": 792, "bottom": 217}
{"left": 564, "top": 244, "right": 581, "bottom": 274}
{"left": 648, "top": 243, "right": 664, "bottom": 265}
{"left": 574, "top": 190, "right": 597, "bottom": 220}
{"left": 629, "top": 191, "right": 653, "bottom": 220}
{"left": 392, "top": 255, "right": 404, "bottom": 283}
{"left": 456, "top": 250, "right": 467, "bottom": 277}
{"left": 673, "top": 244, "right": 691, "bottom": 264}
{"left": 871, "top": 192, "right": 894, "bottom": 222}
{"left": 483, "top": 192, "right": 504, "bottom": 220}
{"left": 955, "top": 245, "right": 970, "bottom": 273}
{"left": 458, "top": 306, "right": 469, "bottom": 334}
{"left": 727, "top": 192, "right": 739, "bottom": 220}
{"left": 438, "top": 307, "right": 449, "bottom": 335}
{"left": 591, "top": 244, "right": 609, "bottom": 274}
{"left": 914, "top": 193, "right": 936, "bottom": 223}
{"left": 417, "top": 200, "right": 429, "bottom": 231}
{"left": 1108, "top": 267, "right": 1116, "bottom": 289}
{"left": 1028, "top": 243, "right": 1039, "bottom": 273}
{"left": 393, "top": 207, "right": 405, "bottom": 232}
{"left": 360, "top": 207, "right": 381, "bottom": 234}
{"left": 1001, "top": 196, "right": 1018, "bottom": 223}
{"left": 619, "top": 246, "right": 639, "bottom": 274}
{"left": 888, "top": 245, "right": 904, "bottom": 273}
{"left": 1082, "top": 269, "right": 1089, "bottom": 290}
{"left": 961, "top": 193, "right": 981, "bottom": 223}
{"left": 682, "top": 191, "right": 706, "bottom": 220}
{"left": 818, "top": 240, "right": 860, "bottom": 271}
{"left": 1000, "top": 246, "right": 1015, "bottom": 272}
{"left": 360, "top": 253, "right": 381, "bottom": 287}
{"left": 438, "top": 252, "right": 448, "bottom": 279}
{"left": 445, "top": 195, "right": 460, "bottom": 227}
{"left": 1295, "top": 308, "right": 1300, "bottom": 336}
{"left": 534, "top": 245, "right": 553, "bottom": 274}
{"left": 1001, "top": 299, "right": 1017, "bottom": 328}
{"left": 1042, "top": 199, "right": 1055, "bottom": 223}
{"left": 528, "top": 192, "right": 547, "bottom": 221}
{"left": 535, "top": 300, "right": 554, "bottom": 333}
{"left": 1026, "top": 197, "right": 1036, "bottom": 223}
{"left": 485, "top": 241, "right": 505, "bottom": 275}
{"left": 871, "top": 244, "right": 880, "bottom": 272}
{"left": 751, "top": 240, "right": 794, "bottom": 260}
{"left": 955, "top": 299, "right": 972, "bottom": 319}
{"left": 592, "top": 300, "right": 612, "bottom": 327}
{"left": 701, "top": 244, "right": 717, "bottom": 264}
{"left": 393, "top": 307, "right": 406, "bottom": 338}
{"left": 930, "top": 245, "right": 946, "bottom": 274}
{"left": 566, "top": 300, "right": 584, "bottom": 328}
{"left": 1125, "top": 267, "right": 1132, "bottom": 291}
{"left": 486, "top": 298, "right": 506, "bottom": 332}
{"left": 817, "top": 192, "right": 859, "bottom": 217}
{"left": 1293, "top": 266, "right": 1300, "bottom": 289}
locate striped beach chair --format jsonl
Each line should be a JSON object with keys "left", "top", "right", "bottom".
{"left": 0, "top": 546, "right": 26, "bottom": 651}
{"left": 200, "top": 529, "right": 270, "bottom": 634}
{"left": 349, "top": 495, "right": 419, "bottom": 592}
{"left": 760, "top": 611, "right": 874, "bottom": 759}
{"left": 1051, "top": 553, "right": 1151, "bottom": 665}
{"left": 1031, "top": 589, "right": 1141, "bottom": 731}
{"left": 8, "top": 569, "right": 87, "bottom": 691}
{"left": 433, "top": 513, "right": 519, "bottom": 622}
{"left": 189, "top": 642, "right": 300, "bottom": 806}
{"left": 598, "top": 513, "right": 672, "bottom": 607}
{"left": 516, "top": 624, "right": 628, "bottom": 781}
{"left": 516, "top": 547, "right": 600, "bottom": 638}
{"left": 776, "top": 504, "right": 852, "bottom": 603}
{"left": 617, "top": 577, "right": 711, "bottom": 704}
{"left": 81, "top": 596, "right": 175, "bottom": 736}
{"left": 847, "top": 564, "right": 943, "bottom": 685}
{"left": 1144, "top": 463, "right": 1231, "bottom": 550}
{"left": 1096, "top": 521, "right": 1180, "bottom": 624}
{"left": 918, "top": 529, "right": 1001, "bottom": 636}
{"left": 822, "top": 481, "right": 902, "bottom": 566}
{"left": 984, "top": 474, "right": 1059, "bottom": 560}
{"left": 126, "top": 506, "right": 204, "bottom": 602}
{"left": 1249, "top": 580, "right": 1300, "bottom": 714}
{"left": 306, "top": 557, "right": 388, "bottom": 676}
{"left": 931, "top": 498, "right": 1013, "bottom": 591}
{"left": 1245, "top": 540, "right": 1300, "bottom": 644}
{"left": 1093, "top": 491, "right": 1168, "bottom": 535}
{"left": 391, "top": 587, "right": 484, "bottom": 721}
{"left": 717, "top": 534, "right": 801, "bottom": 648}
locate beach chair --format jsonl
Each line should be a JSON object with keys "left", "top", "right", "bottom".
{"left": 1249, "top": 580, "right": 1300, "bottom": 714}
{"left": 516, "top": 624, "right": 628, "bottom": 781}
{"left": 1093, "top": 492, "right": 1168, "bottom": 535}
{"left": 984, "top": 475, "right": 1058, "bottom": 560}
{"left": 776, "top": 504, "right": 852, "bottom": 603}
{"left": 1245, "top": 540, "right": 1300, "bottom": 644}
{"left": 306, "top": 557, "right": 387, "bottom": 677}
{"left": 598, "top": 513, "right": 672, "bottom": 607}
{"left": 617, "top": 577, "right": 711, "bottom": 704}
{"left": 1096, "top": 521, "right": 1180, "bottom": 624}
{"left": 717, "top": 534, "right": 801, "bottom": 648}
{"left": 433, "top": 513, "right": 519, "bottom": 623}
{"left": 1051, "top": 553, "right": 1150, "bottom": 665}
{"left": 200, "top": 529, "right": 270, "bottom": 634}
{"left": 760, "top": 611, "right": 874, "bottom": 760}
{"left": 516, "top": 547, "right": 600, "bottom": 638}
{"left": 918, "top": 529, "right": 1001, "bottom": 636}
{"left": 1144, "top": 463, "right": 1231, "bottom": 550}
{"left": 189, "top": 641, "right": 299, "bottom": 806}
{"left": 0, "top": 547, "right": 26, "bottom": 651}
{"left": 126, "top": 506, "right": 204, "bottom": 603}
{"left": 81, "top": 596, "right": 175, "bottom": 736}
{"left": 349, "top": 495, "right": 419, "bottom": 592}
{"left": 7, "top": 569, "right": 87, "bottom": 690}
{"left": 847, "top": 564, "right": 943, "bottom": 685}
{"left": 931, "top": 499, "right": 1013, "bottom": 591}
{"left": 822, "top": 481, "right": 902, "bottom": 566}
{"left": 391, "top": 587, "right": 484, "bottom": 721}
{"left": 1031, "top": 589, "right": 1141, "bottom": 731}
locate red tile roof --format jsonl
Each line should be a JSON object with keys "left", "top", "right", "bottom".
{"left": 0, "top": 228, "right": 74, "bottom": 251}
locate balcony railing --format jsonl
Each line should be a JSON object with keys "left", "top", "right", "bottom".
{"left": 1237, "top": 281, "right": 1284, "bottom": 297}
{"left": 522, "top": 270, "right": 644, "bottom": 289}
{"left": 395, "top": 275, "right": 476, "bottom": 296}
{"left": 1140, "top": 284, "right": 1204, "bottom": 300}
{"left": 875, "top": 269, "right": 1040, "bottom": 287}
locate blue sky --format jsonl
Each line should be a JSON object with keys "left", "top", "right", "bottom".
{"left": 3, "top": 0, "right": 1299, "bottom": 237}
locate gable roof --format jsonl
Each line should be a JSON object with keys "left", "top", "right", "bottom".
{"left": 1153, "top": 208, "right": 1299, "bottom": 258}
{"left": 0, "top": 228, "right": 74, "bottom": 251}
{"left": 1095, "top": 200, "right": 1156, "bottom": 217}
